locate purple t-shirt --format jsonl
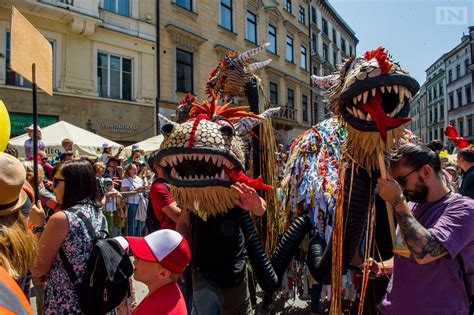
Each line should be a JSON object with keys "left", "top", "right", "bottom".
{"left": 380, "top": 193, "right": 474, "bottom": 314}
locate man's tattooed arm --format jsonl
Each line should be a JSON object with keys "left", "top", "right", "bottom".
{"left": 395, "top": 212, "right": 447, "bottom": 260}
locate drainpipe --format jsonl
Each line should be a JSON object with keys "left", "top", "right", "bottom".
{"left": 155, "top": 0, "right": 161, "bottom": 134}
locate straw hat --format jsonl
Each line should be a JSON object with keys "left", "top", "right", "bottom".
{"left": 0, "top": 153, "right": 27, "bottom": 216}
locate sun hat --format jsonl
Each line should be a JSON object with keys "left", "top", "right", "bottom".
{"left": 0, "top": 153, "right": 28, "bottom": 217}
{"left": 131, "top": 144, "right": 140, "bottom": 152}
{"left": 126, "top": 230, "right": 191, "bottom": 274}
{"left": 104, "top": 178, "right": 113, "bottom": 184}
{"left": 102, "top": 143, "right": 112, "bottom": 149}
{"left": 24, "top": 124, "right": 42, "bottom": 133}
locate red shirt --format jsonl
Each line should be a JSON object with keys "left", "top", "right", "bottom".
{"left": 132, "top": 282, "right": 187, "bottom": 315}
{"left": 150, "top": 181, "right": 176, "bottom": 230}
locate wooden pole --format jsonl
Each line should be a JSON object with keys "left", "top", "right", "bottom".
{"left": 377, "top": 152, "right": 396, "bottom": 248}
{"left": 32, "top": 63, "right": 39, "bottom": 202}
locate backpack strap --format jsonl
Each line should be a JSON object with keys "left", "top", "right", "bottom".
{"left": 58, "top": 210, "right": 97, "bottom": 287}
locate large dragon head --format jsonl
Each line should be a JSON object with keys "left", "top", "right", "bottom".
{"left": 149, "top": 97, "right": 275, "bottom": 220}
{"left": 312, "top": 46, "right": 420, "bottom": 171}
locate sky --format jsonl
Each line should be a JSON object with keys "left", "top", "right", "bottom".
{"left": 330, "top": 0, "right": 473, "bottom": 84}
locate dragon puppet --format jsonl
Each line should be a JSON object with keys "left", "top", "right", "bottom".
{"left": 148, "top": 44, "right": 420, "bottom": 310}
{"left": 280, "top": 46, "right": 420, "bottom": 311}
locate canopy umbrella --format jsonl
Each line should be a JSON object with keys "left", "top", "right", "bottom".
{"left": 10, "top": 120, "right": 121, "bottom": 159}
{"left": 125, "top": 135, "right": 163, "bottom": 155}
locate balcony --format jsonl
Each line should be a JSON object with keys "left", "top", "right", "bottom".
{"left": 269, "top": 104, "right": 298, "bottom": 122}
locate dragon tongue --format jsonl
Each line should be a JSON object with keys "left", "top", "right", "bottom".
{"left": 225, "top": 167, "right": 272, "bottom": 190}
{"left": 359, "top": 93, "right": 411, "bottom": 143}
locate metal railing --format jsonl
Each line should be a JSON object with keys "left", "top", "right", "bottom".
{"left": 269, "top": 103, "right": 298, "bottom": 122}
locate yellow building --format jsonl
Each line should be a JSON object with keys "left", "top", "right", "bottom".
{"left": 159, "top": 0, "right": 357, "bottom": 145}
{"left": 0, "top": 0, "right": 157, "bottom": 144}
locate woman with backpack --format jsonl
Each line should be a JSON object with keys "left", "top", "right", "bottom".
{"left": 31, "top": 160, "right": 107, "bottom": 314}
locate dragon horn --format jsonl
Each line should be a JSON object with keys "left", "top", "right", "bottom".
{"left": 158, "top": 114, "right": 177, "bottom": 126}
{"left": 311, "top": 74, "right": 340, "bottom": 87}
{"left": 234, "top": 107, "right": 280, "bottom": 135}
{"left": 237, "top": 43, "right": 270, "bottom": 63}
{"left": 248, "top": 59, "right": 272, "bottom": 72}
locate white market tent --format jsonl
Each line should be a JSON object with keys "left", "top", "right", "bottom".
{"left": 10, "top": 121, "right": 121, "bottom": 159}
{"left": 125, "top": 135, "right": 163, "bottom": 155}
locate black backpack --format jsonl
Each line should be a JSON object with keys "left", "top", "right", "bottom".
{"left": 59, "top": 211, "right": 134, "bottom": 314}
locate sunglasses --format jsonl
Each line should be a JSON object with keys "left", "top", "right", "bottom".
{"left": 395, "top": 166, "right": 422, "bottom": 187}
{"left": 53, "top": 177, "right": 65, "bottom": 188}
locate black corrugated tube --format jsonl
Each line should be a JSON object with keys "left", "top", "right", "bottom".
{"left": 307, "top": 163, "right": 373, "bottom": 284}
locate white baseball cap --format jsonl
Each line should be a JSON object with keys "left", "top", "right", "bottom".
{"left": 126, "top": 230, "right": 191, "bottom": 274}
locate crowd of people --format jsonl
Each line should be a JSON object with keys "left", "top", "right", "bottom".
{"left": 1, "top": 122, "right": 473, "bottom": 315}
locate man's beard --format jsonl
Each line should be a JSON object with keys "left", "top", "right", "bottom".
{"left": 403, "top": 176, "right": 429, "bottom": 203}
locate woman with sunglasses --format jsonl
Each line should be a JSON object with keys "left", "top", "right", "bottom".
{"left": 30, "top": 160, "right": 107, "bottom": 314}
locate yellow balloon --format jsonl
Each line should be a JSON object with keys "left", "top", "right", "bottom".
{"left": 0, "top": 100, "right": 11, "bottom": 152}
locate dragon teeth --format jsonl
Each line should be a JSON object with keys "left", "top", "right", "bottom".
{"left": 357, "top": 94, "right": 362, "bottom": 102}
{"left": 399, "top": 87, "right": 405, "bottom": 104}
{"left": 347, "top": 107, "right": 354, "bottom": 115}
{"left": 363, "top": 91, "right": 369, "bottom": 104}
{"left": 357, "top": 109, "right": 367, "bottom": 120}
{"left": 393, "top": 85, "right": 399, "bottom": 94}
{"left": 387, "top": 86, "right": 392, "bottom": 93}
{"left": 367, "top": 113, "right": 372, "bottom": 121}
{"left": 380, "top": 86, "right": 385, "bottom": 93}
{"left": 353, "top": 97, "right": 358, "bottom": 105}
{"left": 371, "top": 88, "right": 376, "bottom": 97}
{"left": 220, "top": 169, "right": 226, "bottom": 179}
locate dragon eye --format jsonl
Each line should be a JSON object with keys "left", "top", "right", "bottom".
{"left": 219, "top": 125, "right": 234, "bottom": 137}
{"left": 161, "top": 123, "right": 175, "bottom": 135}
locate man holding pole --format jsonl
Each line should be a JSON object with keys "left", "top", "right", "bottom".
{"left": 372, "top": 144, "right": 474, "bottom": 314}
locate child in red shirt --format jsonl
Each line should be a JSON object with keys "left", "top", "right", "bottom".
{"left": 126, "top": 230, "right": 191, "bottom": 315}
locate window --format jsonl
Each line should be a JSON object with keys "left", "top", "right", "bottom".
{"left": 246, "top": 11, "right": 257, "bottom": 43}
{"left": 433, "top": 85, "right": 437, "bottom": 99}
{"left": 322, "top": 43, "right": 328, "bottom": 60}
{"left": 220, "top": 0, "right": 233, "bottom": 31}
{"left": 349, "top": 46, "right": 353, "bottom": 56}
{"left": 434, "top": 108, "right": 437, "bottom": 121}
{"left": 287, "top": 88, "right": 294, "bottom": 108}
{"left": 101, "top": 0, "right": 130, "bottom": 16}
{"left": 269, "top": 82, "right": 278, "bottom": 104}
{"left": 286, "top": 35, "right": 294, "bottom": 62}
{"left": 440, "top": 128, "right": 444, "bottom": 141}
{"left": 175, "top": 0, "right": 192, "bottom": 11}
{"left": 341, "top": 38, "right": 346, "bottom": 53}
{"left": 268, "top": 25, "right": 277, "bottom": 54}
{"left": 428, "top": 89, "right": 432, "bottom": 102}
{"left": 429, "top": 130, "right": 432, "bottom": 141}
{"left": 465, "top": 58, "right": 470, "bottom": 74}
{"left": 468, "top": 118, "right": 473, "bottom": 136}
{"left": 298, "top": 6, "right": 305, "bottom": 24}
{"left": 434, "top": 129, "right": 438, "bottom": 139}
{"left": 176, "top": 49, "right": 193, "bottom": 93}
{"left": 333, "top": 52, "right": 337, "bottom": 66}
{"left": 311, "top": 33, "right": 317, "bottom": 54}
{"left": 466, "top": 85, "right": 471, "bottom": 103}
{"left": 322, "top": 18, "right": 328, "bottom": 35}
{"left": 459, "top": 121, "right": 464, "bottom": 136}
{"left": 456, "top": 64, "right": 461, "bottom": 79}
{"left": 448, "top": 69, "right": 453, "bottom": 83}
{"left": 332, "top": 29, "right": 337, "bottom": 42}
{"left": 313, "top": 66, "right": 318, "bottom": 76}
{"left": 429, "top": 109, "right": 432, "bottom": 123}
{"left": 302, "top": 94, "right": 308, "bottom": 121}
{"left": 97, "top": 52, "right": 132, "bottom": 100}
{"left": 439, "top": 82, "right": 443, "bottom": 96}
{"left": 300, "top": 46, "right": 307, "bottom": 70}
{"left": 457, "top": 88, "right": 463, "bottom": 106}
{"left": 285, "top": 0, "right": 292, "bottom": 13}
{"left": 449, "top": 93, "right": 454, "bottom": 110}
{"left": 311, "top": 6, "right": 317, "bottom": 24}
{"left": 440, "top": 105, "right": 444, "bottom": 121}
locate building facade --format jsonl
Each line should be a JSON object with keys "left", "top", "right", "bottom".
{"left": 409, "top": 83, "right": 427, "bottom": 141}
{"left": 444, "top": 32, "right": 474, "bottom": 149}
{"left": 158, "top": 0, "right": 356, "bottom": 145}
{"left": 309, "top": 0, "right": 358, "bottom": 124}
{"left": 425, "top": 56, "right": 446, "bottom": 143}
{"left": 1, "top": 0, "right": 157, "bottom": 144}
